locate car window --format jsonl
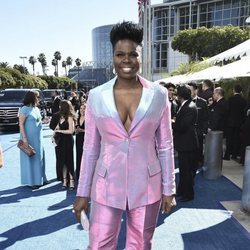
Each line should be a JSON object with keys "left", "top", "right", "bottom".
{"left": 42, "top": 91, "right": 53, "bottom": 98}
{"left": 0, "top": 91, "right": 27, "bottom": 102}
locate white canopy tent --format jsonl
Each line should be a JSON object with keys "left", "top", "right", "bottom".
{"left": 205, "top": 39, "right": 250, "bottom": 64}
{"left": 184, "top": 66, "right": 222, "bottom": 82}
{"left": 218, "top": 56, "right": 250, "bottom": 79}
{"left": 156, "top": 57, "right": 250, "bottom": 84}
{"left": 156, "top": 44, "right": 250, "bottom": 84}
{"left": 155, "top": 74, "right": 188, "bottom": 85}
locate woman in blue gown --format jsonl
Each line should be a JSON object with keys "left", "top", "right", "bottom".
{"left": 19, "top": 90, "right": 47, "bottom": 189}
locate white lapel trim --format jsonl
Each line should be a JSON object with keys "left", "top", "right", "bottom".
{"left": 129, "top": 76, "right": 154, "bottom": 132}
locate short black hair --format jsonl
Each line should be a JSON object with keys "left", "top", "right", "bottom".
{"left": 110, "top": 21, "right": 143, "bottom": 50}
{"left": 176, "top": 84, "right": 191, "bottom": 100}
{"left": 164, "top": 82, "right": 176, "bottom": 89}
{"left": 234, "top": 84, "right": 242, "bottom": 93}
{"left": 188, "top": 82, "right": 198, "bottom": 90}
{"left": 203, "top": 79, "right": 213, "bottom": 89}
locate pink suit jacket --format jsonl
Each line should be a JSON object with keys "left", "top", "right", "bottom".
{"left": 77, "top": 75, "right": 176, "bottom": 210}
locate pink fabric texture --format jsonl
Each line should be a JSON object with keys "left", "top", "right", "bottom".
{"left": 77, "top": 75, "right": 176, "bottom": 210}
{"left": 88, "top": 200, "right": 161, "bottom": 250}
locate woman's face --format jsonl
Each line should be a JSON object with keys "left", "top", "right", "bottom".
{"left": 34, "top": 94, "right": 40, "bottom": 105}
{"left": 79, "top": 104, "right": 86, "bottom": 115}
{"left": 168, "top": 87, "right": 175, "bottom": 99}
{"left": 113, "top": 39, "right": 141, "bottom": 80}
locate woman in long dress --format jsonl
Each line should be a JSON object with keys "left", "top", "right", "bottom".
{"left": 19, "top": 90, "right": 47, "bottom": 189}
{"left": 53, "top": 100, "right": 76, "bottom": 190}
{"left": 75, "top": 103, "right": 86, "bottom": 181}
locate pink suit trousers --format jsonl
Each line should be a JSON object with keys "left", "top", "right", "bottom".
{"left": 88, "top": 200, "right": 161, "bottom": 250}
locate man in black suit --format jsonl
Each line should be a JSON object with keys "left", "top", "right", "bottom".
{"left": 163, "top": 82, "right": 178, "bottom": 120}
{"left": 51, "top": 90, "right": 61, "bottom": 114}
{"left": 173, "top": 84, "right": 199, "bottom": 202}
{"left": 209, "top": 87, "right": 229, "bottom": 135}
{"left": 188, "top": 82, "right": 209, "bottom": 166}
{"left": 199, "top": 79, "right": 213, "bottom": 103}
{"left": 224, "top": 85, "right": 247, "bottom": 160}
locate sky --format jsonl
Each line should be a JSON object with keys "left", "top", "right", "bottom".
{"left": 0, "top": 0, "right": 161, "bottom": 76}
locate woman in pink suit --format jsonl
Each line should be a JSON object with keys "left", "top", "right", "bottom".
{"left": 73, "top": 21, "right": 176, "bottom": 249}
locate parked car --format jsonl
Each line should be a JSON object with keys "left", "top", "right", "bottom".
{"left": 0, "top": 88, "right": 46, "bottom": 127}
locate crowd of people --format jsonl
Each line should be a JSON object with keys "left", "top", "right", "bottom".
{"left": 18, "top": 89, "right": 87, "bottom": 190}
{"left": 16, "top": 20, "right": 250, "bottom": 249}
{"left": 163, "top": 79, "right": 250, "bottom": 202}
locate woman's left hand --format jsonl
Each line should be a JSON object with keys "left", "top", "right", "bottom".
{"left": 161, "top": 195, "right": 176, "bottom": 214}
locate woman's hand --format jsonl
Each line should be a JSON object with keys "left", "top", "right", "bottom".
{"left": 75, "top": 126, "right": 80, "bottom": 134}
{"left": 22, "top": 138, "right": 29, "bottom": 148}
{"left": 161, "top": 195, "right": 176, "bottom": 214}
{"left": 73, "top": 197, "right": 89, "bottom": 222}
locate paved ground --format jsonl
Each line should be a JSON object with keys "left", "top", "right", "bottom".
{"left": 221, "top": 159, "right": 250, "bottom": 232}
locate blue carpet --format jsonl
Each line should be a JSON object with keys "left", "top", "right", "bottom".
{"left": 0, "top": 125, "right": 250, "bottom": 249}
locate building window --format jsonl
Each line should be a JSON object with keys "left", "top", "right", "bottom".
{"left": 179, "top": 5, "right": 198, "bottom": 30}
{"left": 154, "top": 43, "right": 168, "bottom": 72}
{"left": 153, "top": 7, "right": 176, "bottom": 42}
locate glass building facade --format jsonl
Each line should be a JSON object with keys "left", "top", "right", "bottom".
{"left": 92, "top": 24, "right": 114, "bottom": 68}
{"left": 151, "top": 0, "right": 250, "bottom": 78}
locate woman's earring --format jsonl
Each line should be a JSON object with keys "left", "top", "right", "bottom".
{"left": 112, "top": 68, "right": 116, "bottom": 75}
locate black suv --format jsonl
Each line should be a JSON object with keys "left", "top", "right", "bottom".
{"left": 0, "top": 88, "right": 46, "bottom": 127}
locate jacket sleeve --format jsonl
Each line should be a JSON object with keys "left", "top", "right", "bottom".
{"left": 77, "top": 91, "right": 101, "bottom": 197}
{"left": 49, "top": 112, "right": 60, "bottom": 130}
{"left": 155, "top": 93, "right": 176, "bottom": 196}
{"left": 202, "top": 101, "right": 209, "bottom": 134}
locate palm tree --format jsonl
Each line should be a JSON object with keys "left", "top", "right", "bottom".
{"left": 54, "top": 51, "right": 61, "bottom": 76}
{"left": 52, "top": 59, "right": 57, "bottom": 76}
{"left": 75, "top": 58, "right": 82, "bottom": 90}
{"left": 66, "top": 56, "right": 73, "bottom": 74}
{"left": 28, "top": 56, "right": 37, "bottom": 75}
{"left": 62, "top": 60, "right": 67, "bottom": 76}
{"left": 37, "top": 53, "right": 47, "bottom": 75}
{"left": 13, "top": 64, "right": 29, "bottom": 74}
{"left": 0, "top": 62, "right": 9, "bottom": 68}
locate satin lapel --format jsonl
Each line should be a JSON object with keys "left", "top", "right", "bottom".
{"left": 101, "top": 77, "right": 127, "bottom": 133}
{"left": 129, "top": 77, "right": 154, "bottom": 132}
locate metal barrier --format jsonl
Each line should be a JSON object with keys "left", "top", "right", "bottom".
{"left": 203, "top": 131, "right": 223, "bottom": 179}
{"left": 241, "top": 146, "right": 250, "bottom": 212}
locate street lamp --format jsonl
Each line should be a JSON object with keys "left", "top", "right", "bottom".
{"left": 19, "top": 56, "right": 27, "bottom": 67}
{"left": 189, "top": 0, "right": 192, "bottom": 28}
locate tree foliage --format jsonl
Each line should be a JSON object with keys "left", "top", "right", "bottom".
{"left": 37, "top": 53, "right": 47, "bottom": 75}
{"left": 0, "top": 64, "right": 47, "bottom": 89}
{"left": 172, "top": 25, "right": 250, "bottom": 61}
{"left": 53, "top": 51, "right": 62, "bottom": 76}
{"left": 0, "top": 68, "right": 16, "bottom": 87}
{"left": 13, "top": 64, "right": 29, "bottom": 74}
{"left": 29, "top": 56, "right": 37, "bottom": 75}
{"left": 66, "top": 56, "right": 73, "bottom": 70}
{"left": 38, "top": 75, "right": 76, "bottom": 90}
{"left": 0, "top": 62, "right": 9, "bottom": 68}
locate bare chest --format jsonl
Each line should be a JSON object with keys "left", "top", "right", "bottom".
{"left": 114, "top": 88, "right": 142, "bottom": 131}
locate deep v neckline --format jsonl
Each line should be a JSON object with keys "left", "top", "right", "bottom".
{"left": 112, "top": 86, "right": 143, "bottom": 133}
